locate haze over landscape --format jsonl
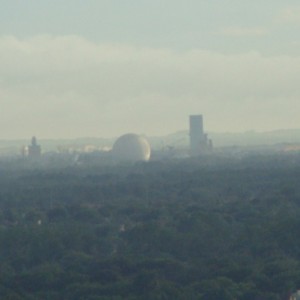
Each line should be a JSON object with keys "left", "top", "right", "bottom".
{"left": 1, "top": 1, "right": 300, "bottom": 139}
{"left": 3, "top": 3, "right": 300, "bottom": 299}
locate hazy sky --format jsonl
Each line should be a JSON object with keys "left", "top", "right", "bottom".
{"left": 1, "top": 1, "right": 300, "bottom": 138}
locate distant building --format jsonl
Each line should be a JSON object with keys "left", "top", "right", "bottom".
{"left": 112, "top": 133, "right": 151, "bottom": 162}
{"left": 189, "top": 115, "right": 212, "bottom": 156}
{"left": 28, "top": 136, "right": 41, "bottom": 159}
{"left": 290, "top": 291, "right": 300, "bottom": 300}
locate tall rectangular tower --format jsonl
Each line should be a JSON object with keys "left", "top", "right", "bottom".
{"left": 190, "top": 115, "right": 203, "bottom": 136}
{"left": 189, "top": 115, "right": 211, "bottom": 156}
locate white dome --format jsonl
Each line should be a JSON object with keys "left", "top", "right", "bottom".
{"left": 112, "top": 133, "right": 151, "bottom": 162}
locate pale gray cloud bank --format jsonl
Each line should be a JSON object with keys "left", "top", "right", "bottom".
{"left": 219, "top": 27, "right": 269, "bottom": 37}
{"left": 279, "top": 5, "right": 300, "bottom": 23}
{"left": 0, "top": 35, "right": 300, "bottom": 138}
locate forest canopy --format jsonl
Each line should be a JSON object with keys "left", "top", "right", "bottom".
{"left": 0, "top": 153, "right": 300, "bottom": 299}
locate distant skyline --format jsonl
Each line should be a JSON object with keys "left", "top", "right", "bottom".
{"left": 1, "top": 1, "right": 300, "bottom": 138}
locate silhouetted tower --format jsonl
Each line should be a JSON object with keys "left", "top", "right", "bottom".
{"left": 189, "top": 115, "right": 212, "bottom": 156}
{"left": 28, "top": 136, "right": 41, "bottom": 159}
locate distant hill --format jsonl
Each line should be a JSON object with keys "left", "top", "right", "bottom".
{"left": 1, "top": 129, "right": 300, "bottom": 155}
{"left": 148, "top": 129, "right": 300, "bottom": 149}
{"left": 210, "top": 129, "right": 300, "bottom": 147}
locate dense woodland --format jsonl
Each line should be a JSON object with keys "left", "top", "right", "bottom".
{"left": 1, "top": 153, "right": 300, "bottom": 299}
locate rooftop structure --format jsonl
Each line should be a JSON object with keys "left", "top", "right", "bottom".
{"left": 290, "top": 291, "right": 300, "bottom": 300}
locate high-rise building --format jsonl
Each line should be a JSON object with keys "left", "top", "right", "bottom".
{"left": 189, "top": 115, "right": 212, "bottom": 156}
{"left": 28, "top": 136, "right": 41, "bottom": 159}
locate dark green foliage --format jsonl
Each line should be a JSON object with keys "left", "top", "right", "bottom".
{"left": 0, "top": 154, "right": 300, "bottom": 298}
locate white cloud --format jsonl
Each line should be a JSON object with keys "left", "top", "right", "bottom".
{"left": 219, "top": 26, "right": 269, "bottom": 37}
{"left": 0, "top": 35, "right": 300, "bottom": 138}
{"left": 279, "top": 6, "right": 300, "bottom": 23}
